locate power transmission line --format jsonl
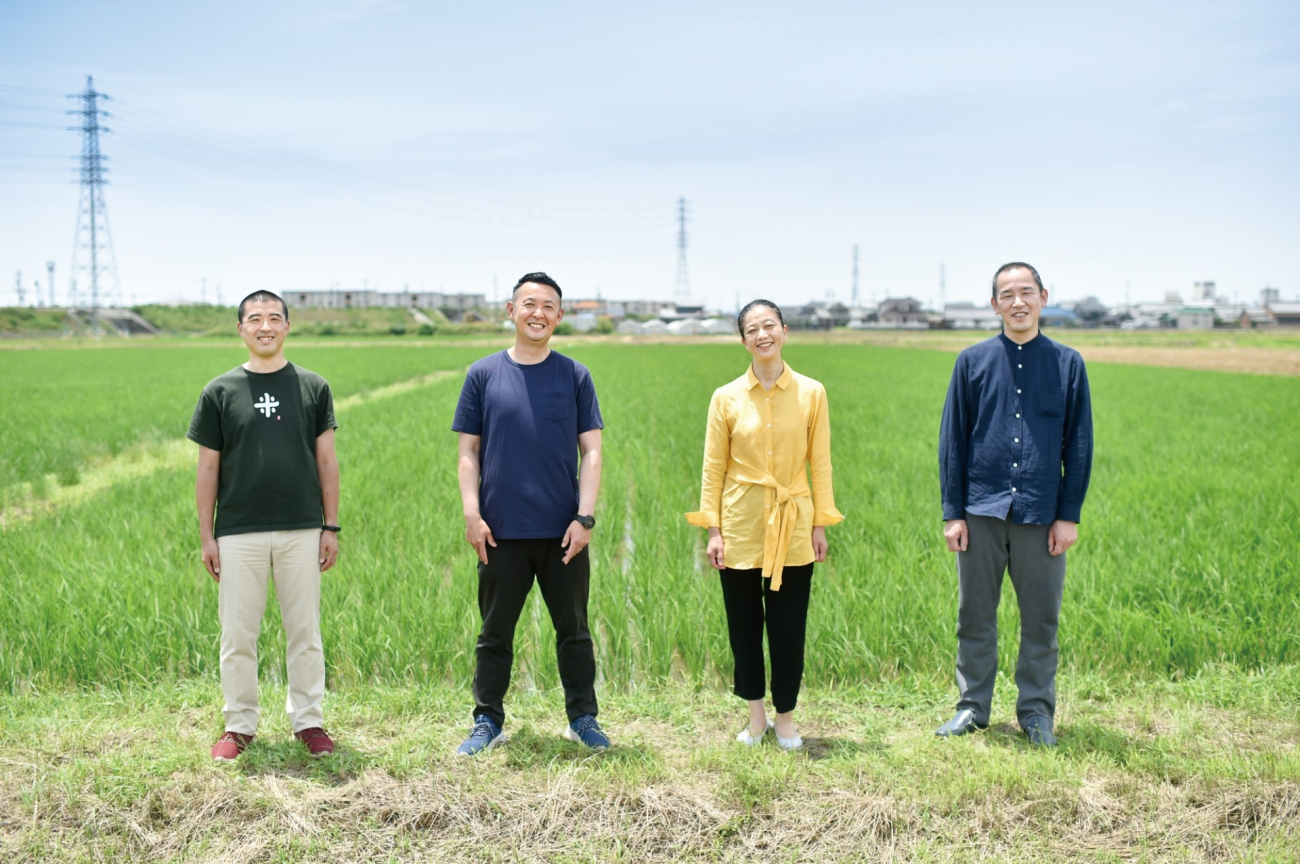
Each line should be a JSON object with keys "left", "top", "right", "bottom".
{"left": 674, "top": 197, "right": 690, "bottom": 304}
{"left": 67, "top": 75, "right": 121, "bottom": 326}
{"left": 851, "top": 244, "right": 859, "bottom": 306}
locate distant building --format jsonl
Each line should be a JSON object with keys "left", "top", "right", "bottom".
{"left": 787, "top": 302, "right": 849, "bottom": 330}
{"left": 942, "top": 303, "right": 1000, "bottom": 330}
{"left": 288, "top": 289, "right": 486, "bottom": 313}
{"left": 1260, "top": 287, "right": 1281, "bottom": 306}
{"left": 621, "top": 299, "right": 672, "bottom": 318}
{"left": 1175, "top": 307, "right": 1214, "bottom": 330}
{"left": 1192, "top": 281, "right": 1216, "bottom": 302}
{"left": 1239, "top": 307, "right": 1274, "bottom": 328}
{"left": 667, "top": 318, "right": 705, "bottom": 335}
{"left": 1269, "top": 303, "right": 1300, "bottom": 327}
{"left": 1040, "top": 306, "right": 1077, "bottom": 328}
{"left": 877, "top": 297, "right": 928, "bottom": 327}
{"left": 1071, "top": 296, "right": 1109, "bottom": 327}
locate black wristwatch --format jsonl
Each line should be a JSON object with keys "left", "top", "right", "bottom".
{"left": 322, "top": 525, "right": 341, "bottom": 533}
{"left": 574, "top": 514, "right": 595, "bottom": 530}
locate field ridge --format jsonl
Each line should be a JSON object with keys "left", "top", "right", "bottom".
{"left": 0, "top": 369, "right": 460, "bottom": 528}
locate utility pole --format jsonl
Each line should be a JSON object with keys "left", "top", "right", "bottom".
{"left": 14, "top": 271, "right": 24, "bottom": 306}
{"left": 940, "top": 263, "right": 946, "bottom": 309}
{"left": 68, "top": 75, "right": 121, "bottom": 333}
{"left": 851, "top": 245, "right": 859, "bottom": 307}
{"left": 674, "top": 197, "right": 690, "bottom": 304}
{"left": 201, "top": 276, "right": 207, "bottom": 304}
{"left": 47, "top": 261, "right": 56, "bottom": 307}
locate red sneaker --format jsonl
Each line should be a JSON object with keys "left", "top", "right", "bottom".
{"left": 211, "top": 731, "right": 254, "bottom": 761}
{"left": 294, "top": 727, "right": 335, "bottom": 757}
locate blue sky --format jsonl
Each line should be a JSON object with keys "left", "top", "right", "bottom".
{"left": 2, "top": 1, "right": 1297, "bottom": 310}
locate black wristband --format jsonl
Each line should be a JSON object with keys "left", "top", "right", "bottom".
{"left": 322, "top": 525, "right": 341, "bottom": 533}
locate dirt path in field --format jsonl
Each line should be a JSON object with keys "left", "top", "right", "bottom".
{"left": 1071, "top": 346, "right": 1300, "bottom": 376}
{"left": 556, "top": 333, "right": 1300, "bottom": 376}
{"left": 0, "top": 369, "right": 461, "bottom": 529}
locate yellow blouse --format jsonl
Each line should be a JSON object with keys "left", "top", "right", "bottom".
{"left": 685, "top": 363, "right": 844, "bottom": 590}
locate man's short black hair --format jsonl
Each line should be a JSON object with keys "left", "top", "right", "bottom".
{"left": 991, "top": 262, "right": 1045, "bottom": 299}
{"left": 512, "top": 272, "right": 562, "bottom": 299}
{"left": 736, "top": 299, "right": 784, "bottom": 336}
{"left": 238, "top": 290, "right": 289, "bottom": 322}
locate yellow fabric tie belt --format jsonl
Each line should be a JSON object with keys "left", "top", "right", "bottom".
{"left": 734, "top": 470, "right": 810, "bottom": 592}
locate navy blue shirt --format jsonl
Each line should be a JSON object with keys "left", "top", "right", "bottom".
{"left": 939, "top": 332, "right": 1093, "bottom": 525}
{"left": 452, "top": 350, "right": 603, "bottom": 539}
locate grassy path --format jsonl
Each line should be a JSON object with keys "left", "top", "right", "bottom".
{"left": 3, "top": 670, "right": 1297, "bottom": 862}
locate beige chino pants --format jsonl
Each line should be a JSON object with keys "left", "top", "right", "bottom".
{"left": 217, "top": 529, "right": 325, "bottom": 735}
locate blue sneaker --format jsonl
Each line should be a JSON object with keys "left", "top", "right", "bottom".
{"left": 562, "top": 714, "right": 609, "bottom": 751}
{"left": 456, "top": 716, "right": 505, "bottom": 757}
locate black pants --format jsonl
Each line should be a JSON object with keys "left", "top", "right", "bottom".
{"left": 718, "top": 563, "right": 814, "bottom": 714}
{"left": 473, "top": 538, "right": 598, "bottom": 727}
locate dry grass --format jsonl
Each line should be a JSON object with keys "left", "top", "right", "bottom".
{"left": 2, "top": 678, "right": 1297, "bottom": 863}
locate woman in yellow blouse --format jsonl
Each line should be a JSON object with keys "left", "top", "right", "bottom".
{"left": 686, "top": 300, "right": 843, "bottom": 750}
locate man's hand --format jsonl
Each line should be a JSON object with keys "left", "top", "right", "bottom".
{"left": 561, "top": 521, "right": 591, "bottom": 565}
{"left": 319, "top": 530, "right": 339, "bottom": 572}
{"left": 201, "top": 537, "right": 221, "bottom": 582}
{"left": 465, "top": 516, "right": 497, "bottom": 565}
{"left": 705, "top": 528, "right": 725, "bottom": 570}
{"left": 1047, "top": 520, "right": 1077, "bottom": 557}
{"left": 811, "top": 526, "right": 828, "bottom": 563}
{"left": 944, "top": 519, "right": 969, "bottom": 553}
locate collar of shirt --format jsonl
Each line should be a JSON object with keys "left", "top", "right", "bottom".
{"left": 997, "top": 330, "right": 1049, "bottom": 354}
{"left": 746, "top": 363, "right": 793, "bottom": 391}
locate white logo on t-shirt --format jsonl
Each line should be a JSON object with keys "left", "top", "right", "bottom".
{"left": 254, "top": 393, "right": 280, "bottom": 418}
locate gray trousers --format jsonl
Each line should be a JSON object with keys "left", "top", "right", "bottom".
{"left": 954, "top": 513, "right": 1066, "bottom": 726}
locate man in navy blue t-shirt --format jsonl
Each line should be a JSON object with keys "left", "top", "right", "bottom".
{"left": 936, "top": 262, "right": 1093, "bottom": 748}
{"left": 451, "top": 272, "right": 608, "bottom": 755}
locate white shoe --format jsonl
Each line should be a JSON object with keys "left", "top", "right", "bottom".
{"left": 736, "top": 718, "right": 773, "bottom": 746}
{"left": 775, "top": 728, "right": 803, "bottom": 751}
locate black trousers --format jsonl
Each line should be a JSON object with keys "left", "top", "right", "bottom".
{"left": 473, "top": 538, "right": 597, "bottom": 727}
{"left": 718, "top": 563, "right": 814, "bottom": 714}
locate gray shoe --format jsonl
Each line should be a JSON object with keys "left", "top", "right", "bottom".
{"left": 935, "top": 708, "right": 988, "bottom": 737}
{"left": 1021, "top": 714, "right": 1057, "bottom": 748}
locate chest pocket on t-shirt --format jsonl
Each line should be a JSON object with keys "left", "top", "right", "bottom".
{"left": 543, "top": 390, "right": 574, "bottom": 421}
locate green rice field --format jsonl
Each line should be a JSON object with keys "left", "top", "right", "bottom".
{"left": 2, "top": 337, "right": 1298, "bottom": 695}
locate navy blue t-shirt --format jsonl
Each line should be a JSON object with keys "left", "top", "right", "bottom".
{"left": 452, "top": 350, "right": 603, "bottom": 539}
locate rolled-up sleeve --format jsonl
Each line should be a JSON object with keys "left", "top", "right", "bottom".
{"left": 685, "top": 390, "right": 729, "bottom": 528}
{"left": 807, "top": 384, "right": 844, "bottom": 526}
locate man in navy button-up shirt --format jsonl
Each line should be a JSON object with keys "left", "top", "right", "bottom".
{"left": 935, "top": 262, "right": 1093, "bottom": 747}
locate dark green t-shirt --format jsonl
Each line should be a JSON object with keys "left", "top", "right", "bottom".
{"left": 187, "top": 363, "right": 338, "bottom": 538}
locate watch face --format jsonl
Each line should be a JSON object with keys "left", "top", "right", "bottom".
{"left": 578, "top": 515, "right": 595, "bottom": 529}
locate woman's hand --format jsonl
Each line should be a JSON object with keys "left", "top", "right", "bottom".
{"left": 812, "top": 526, "right": 828, "bottom": 562}
{"left": 706, "top": 527, "right": 725, "bottom": 570}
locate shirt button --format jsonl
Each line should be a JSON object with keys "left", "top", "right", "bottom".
{"left": 1017, "top": 389, "right": 1022, "bottom": 394}
{"left": 1013, "top": 462, "right": 1018, "bottom": 468}
{"left": 1017, "top": 346, "right": 1022, "bottom": 351}
{"left": 1015, "top": 413, "right": 1020, "bottom": 419}
{"left": 1014, "top": 437, "right": 1020, "bottom": 443}
{"left": 1012, "top": 487, "right": 1017, "bottom": 492}
{"left": 1018, "top": 364, "right": 1023, "bottom": 369}
{"left": 766, "top": 424, "right": 771, "bottom": 428}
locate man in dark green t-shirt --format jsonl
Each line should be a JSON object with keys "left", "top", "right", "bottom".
{"left": 187, "top": 290, "right": 341, "bottom": 762}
